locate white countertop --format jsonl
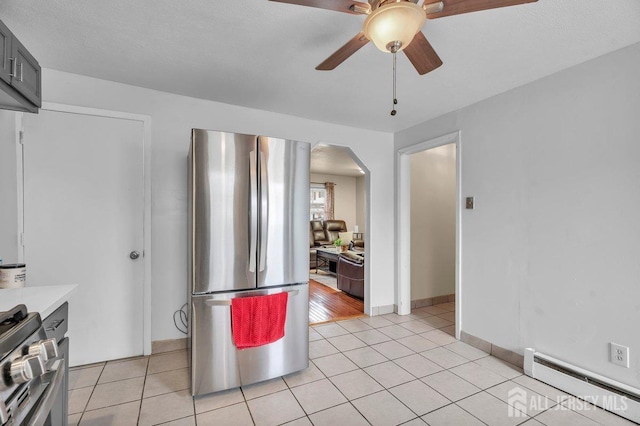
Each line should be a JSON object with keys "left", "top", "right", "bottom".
{"left": 0, "top": 284, "right": 78, "bottom": 319}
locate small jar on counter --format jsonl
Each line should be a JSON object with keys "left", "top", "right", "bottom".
{"left": 0, "top": 264, "right": 26, "bottom": 288}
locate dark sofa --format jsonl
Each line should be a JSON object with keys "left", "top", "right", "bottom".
{"left": 309, "top": 219, "right": 348, "bottom": 269}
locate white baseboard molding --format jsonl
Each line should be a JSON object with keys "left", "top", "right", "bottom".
{"left": 373, "top": 304, "right": 394, "bottom": 315}
{"left": 152, "top": 337, "right": 187, "bottom": 354}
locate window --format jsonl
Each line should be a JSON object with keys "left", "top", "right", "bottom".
{"left": 310, "top": 184, "right": 326, "bottom": 221}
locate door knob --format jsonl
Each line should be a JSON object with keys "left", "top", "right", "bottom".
{"left": 130, "top": 251, "right": 140, "bottom": 260}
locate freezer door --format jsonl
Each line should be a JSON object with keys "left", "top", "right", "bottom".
{"left": 257, "top": 137, "right": 310, "bottom": 288}
{"left": 190, "top": 284, "right": 309, "bottom": 395}
{"left": 190, "top": 130, "right": 258, "bottom": 294}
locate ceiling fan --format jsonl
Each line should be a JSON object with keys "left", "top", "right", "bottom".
{"left": 270, "top": 0, "right": 538, "bottom": 76}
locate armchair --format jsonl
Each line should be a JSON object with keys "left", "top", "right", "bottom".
{"left": 323, "top": 220, "right": 347, "bottom": 244}
{"left": 337, "top": 252, "right": 364, "bottom": 299}
{"left": 311, "top": 220, "right": 329, "bottom": 246}
{"left": 309, "top": 227, "right": 317, "bottom": 270}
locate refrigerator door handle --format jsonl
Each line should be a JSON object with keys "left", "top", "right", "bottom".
{"left": 206, "top": 300, "right": 232, "bottom": 306}
{"left": 249, "top": 152, "right": 258, "bottom": 273}
{"left": 205, "top": 289, "right": 300, "bottom": 306}
{"left": 259, "top": 151, "right": 268, "bottom": 272}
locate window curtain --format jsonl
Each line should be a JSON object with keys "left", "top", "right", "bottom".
{"left": 324, "top": 182, "right": 335, "bottom": 220}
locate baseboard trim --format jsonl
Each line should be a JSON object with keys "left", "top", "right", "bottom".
{"left": 411, "top": 293, "right": 455, "bottom": 309}
{"left": 460, "top": 330, "right": 524, "bottom": 368}
{"left": 372, "top": 304, "right": 395, "bottom": 315}
{"left": 152, "top": 337, "right": 187, "bottom": 354}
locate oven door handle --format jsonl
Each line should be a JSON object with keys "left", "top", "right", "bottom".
{"left": 27, "top": 359, "right": 65, "bottom": 426}
{"left": 45, "top": 318, "right": 65, "bottom": 332}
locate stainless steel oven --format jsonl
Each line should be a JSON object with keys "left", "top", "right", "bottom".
{"left": 41, "top": 303, "right": 69, "bottom": 425}
{"left": 1, "top": 305, "right": 67, "bottom": 426}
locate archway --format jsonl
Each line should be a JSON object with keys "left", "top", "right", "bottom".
{"left": 309, "top": 142, "right": 372, "bottom": 321}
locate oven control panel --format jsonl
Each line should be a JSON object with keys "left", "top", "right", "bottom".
{"left": 9, "top": 354, "right": 45, "bottom": 385}
{"left": 2, "top": 338, "right": 57, "bottom": 387}
{"left": 28, "top": 339, "right": 59, "bottom": 364}
{"left": 1, "top": 335, "right": 60, "bottom": 425}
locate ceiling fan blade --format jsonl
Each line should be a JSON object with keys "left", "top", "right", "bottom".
{"left": 424, "top": 0, "right": 537, "bottom": 19}
{"left": 403, "top": 32, "right": 443, "bottom": 75}
{"left": 316, "top": 32, "right": 370, "bottom": 71}
{"left": 270, "top": 0, "right": 371, "bottom": 15}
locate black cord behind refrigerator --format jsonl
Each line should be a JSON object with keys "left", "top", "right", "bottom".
{"left": 173, "top": 303, "right": 188, "bottom": 334}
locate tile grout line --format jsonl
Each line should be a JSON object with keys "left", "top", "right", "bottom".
{"left": 74, "top": 353, "right": 194, "bottom": 425}
{"left": 346, "top": 334, "right": 460, "bottom": 422}
{"left": 281, "top": 362, "right": 318, "bottom": 425}
{"left": 73, "top": 360, "right": 106, "bottom": 424}
{"left": 398, "top": 325, "right": 494, "bottom": 425}
{"left": 452, "top": 401, "right": 492, "bottom": 426}
{"left": 71, "top": 303, "right": 600, "bottom": 426}
{"left": 286, "top": 329, "right": 377, "bottom": 425}
{"left": 238, "top": 380, "right": 257, "bottom": 426}
{"left": 309, "top": 309, "right": 461, "bottom": 423}
{"left": 135, "top": 355, "right": 150, "bottom": 426}
{"left": 312, "top": 327, "right": 436, "bottom": 423}
{"left": 75, "top": 359, "right": 149, "bottom": 422}
{"left": 308, "top": 310, "right": 499, "bottom": 425}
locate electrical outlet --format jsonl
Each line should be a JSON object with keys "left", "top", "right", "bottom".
{"left": 466, "top": 197, "right": 475, "bottom": 209}
{"left": 610, "top": 343, "right": 630, "bottom": 368}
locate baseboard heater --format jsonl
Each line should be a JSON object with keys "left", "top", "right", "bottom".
{"left": 524, "top": 348, "right": 640, "bottom": 423}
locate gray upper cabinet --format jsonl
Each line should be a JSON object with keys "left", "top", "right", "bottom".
{"left": 0, "top": 18, "right": 41, "bottom": 113}
{"left": 11, "top": 36, "right": 41, "bottom": 107}
{"left": 0, "top": 20, "right": 12, "bottom": 85}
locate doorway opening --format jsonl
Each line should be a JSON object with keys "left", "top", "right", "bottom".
{"left": 308, "top": 143, "right": 370, "bottom": 324}
{"left": 397, "top": 131, "right": 461, "bottom": 339}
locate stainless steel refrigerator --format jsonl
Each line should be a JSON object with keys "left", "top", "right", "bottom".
{"left": 188, "top": 129, "right": 310, "bottom": 396}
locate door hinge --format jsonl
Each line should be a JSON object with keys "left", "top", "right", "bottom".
{"left": 19, "top": 130, "right": 24, "bottom": 145}
{"left": 19, "top": 233, "right": 24, "bottom": 246}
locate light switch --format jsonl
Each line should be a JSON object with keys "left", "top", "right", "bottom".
{"left": 466, "top": 197, "right": 474, "bottom": 209}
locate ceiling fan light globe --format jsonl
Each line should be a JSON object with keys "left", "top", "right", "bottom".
{"left": 363, "top": 2, "right": 426, "bottom": 53}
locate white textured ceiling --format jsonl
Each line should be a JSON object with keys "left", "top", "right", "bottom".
{"left": 311, "top": 144, "right": 363, "bottom": 176}
{"left": 1, "top": 1, "right": 639, "bottom": 132}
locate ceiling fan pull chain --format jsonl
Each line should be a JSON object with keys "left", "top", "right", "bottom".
{"left": 391, "top": 51, "right": 398, "bottom": 116}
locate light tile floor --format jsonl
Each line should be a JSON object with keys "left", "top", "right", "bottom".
{"left": 68, "top": 303, "right": 634, "bottom": 425}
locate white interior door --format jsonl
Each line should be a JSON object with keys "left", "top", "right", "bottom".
{"left": 22, "top": 109, "right": 145, "bottom": 366}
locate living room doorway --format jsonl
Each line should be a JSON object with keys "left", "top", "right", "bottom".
{"left": 397, "top": 131, "right": 461, "bottom": 338}
{"left": 308, "top": 143, "right": 369, "bottom": 324}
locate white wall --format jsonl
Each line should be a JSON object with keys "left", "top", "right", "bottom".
{"left": 35, "top": 69, "right": 394, "bottom": 341}
{"left": 0, "top": 111, "right": 18, "bottom": 264}
{"left": 396, "top": 42, "right": 640, "bottom": 388}
{"left": 410, "top": 144, "right": 456, "bottom": 301}
{"left": 356, "top": 175, "right": 366, "bottom": 234}
{"left": 310, "top": 173, "right": 357, "bottom": 230}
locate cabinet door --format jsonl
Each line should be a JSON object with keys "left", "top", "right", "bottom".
{"left": 0, "top": 20, "right": 12, "bottom": 84}
{"left": 11, "top": 36, "right": 41, "bottom": 107}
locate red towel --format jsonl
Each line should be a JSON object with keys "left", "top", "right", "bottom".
{"left": 231, "top": 292, "right": 288, "bottom": 349}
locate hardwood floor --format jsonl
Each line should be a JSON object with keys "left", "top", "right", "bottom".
{"left": 309, "top": 279, "right": 365, "bottom": 325}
